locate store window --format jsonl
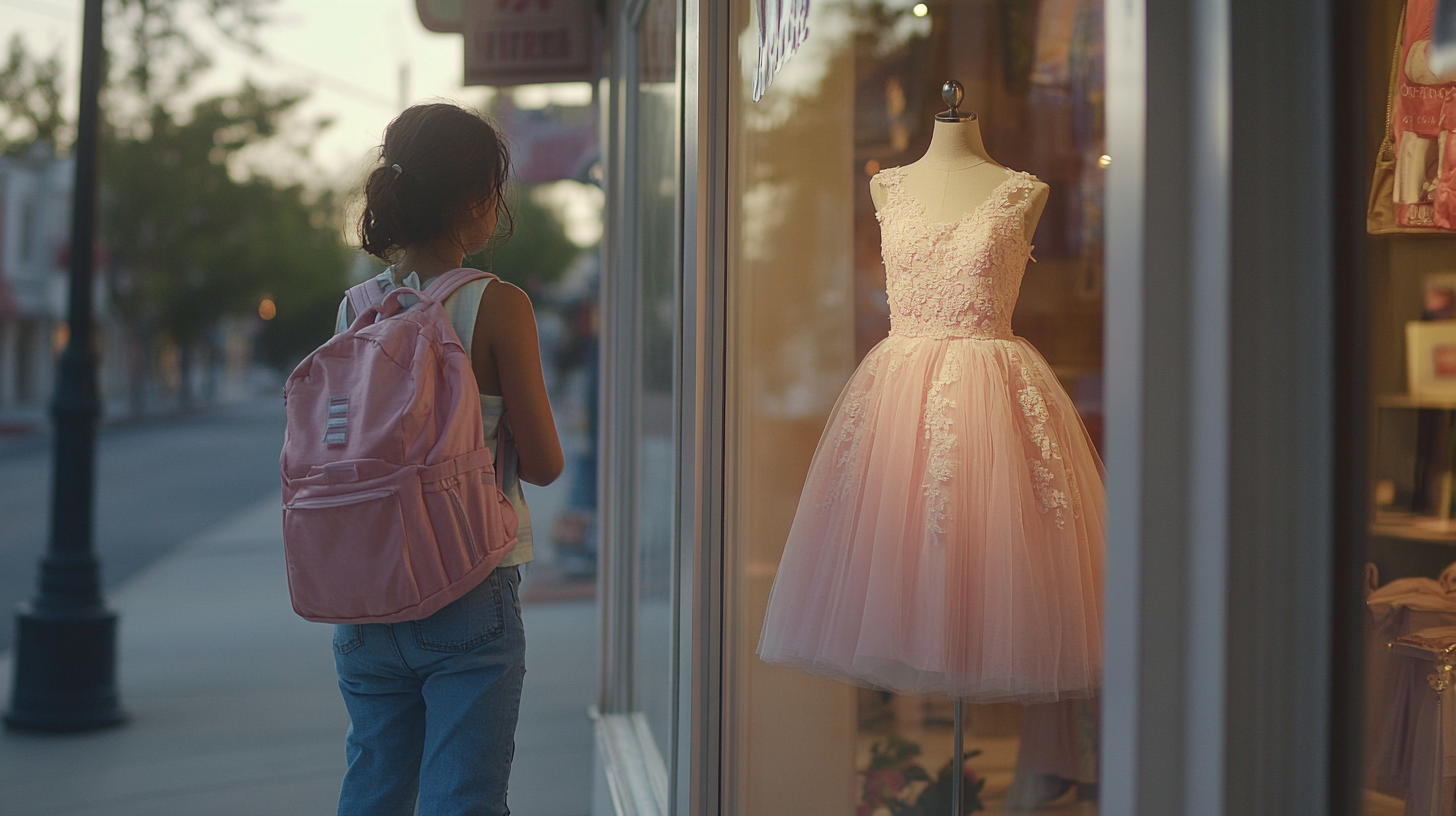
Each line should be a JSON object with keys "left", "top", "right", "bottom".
{"left": 598, "top": 0, "right": 682, "bottom": 799}
{"left": 724, "top": 0, "right": 1106, "bottom": 811}
{"left": 1359, "top": 1, "right": 1456, "bottom": 814}
{"left": 633, "top": 0, "right": 681, "bottom": 759}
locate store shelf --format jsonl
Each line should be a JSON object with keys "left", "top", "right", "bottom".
{"left": 1373, "top": 511, "right": 1456, "bottom": 543}
{"left": 1377, "top": 395, "right": 1456, "bottom": 411}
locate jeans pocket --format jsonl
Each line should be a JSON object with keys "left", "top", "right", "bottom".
{"left": 410, "top": 571, "right": 505, "bottom": 652}
{"left": 333, "top": 624, "right": 364, "bottom": 655}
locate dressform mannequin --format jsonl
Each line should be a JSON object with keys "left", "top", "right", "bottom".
{"left": 873, "top": 81, "right": 1058, "bottom": 816}
{"left": 870, "top": 82, "right": 1049, "bottom": 244}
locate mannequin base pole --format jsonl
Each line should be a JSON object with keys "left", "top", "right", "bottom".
{"left": 952, "top": 698, "right": 964, "bottom": 815}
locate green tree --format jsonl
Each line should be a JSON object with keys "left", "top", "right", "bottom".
{"left": 467, "top": 187, "right": 581, "bottom": 298}
{"left": 0, "top": 36, "right": 67, "bottom": 154}
{"left": 103, "top": 83, "right": 348, "bottom": 392}
{"left": 0, "top": 1, "right": 351, "bottom": 400}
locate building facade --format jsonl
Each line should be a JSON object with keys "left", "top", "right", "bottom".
{"left": 413, "top": 0, "right": 1418, "bottom": 811}
{"left": 0, "top": 146, "right": 71, "bottom": 420}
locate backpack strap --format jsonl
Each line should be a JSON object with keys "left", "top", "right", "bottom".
{"left": 423, "top": 268, "right": 497, "bottom": 303}
{"left": 345, "top": 277, "right": 386, "bottom": 324}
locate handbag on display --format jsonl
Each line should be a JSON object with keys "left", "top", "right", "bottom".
{"left": 1368, "top": 0, "right": 1456, "bottom": 235}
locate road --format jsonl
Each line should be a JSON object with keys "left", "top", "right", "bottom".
{"left": 0, "top": 397, "right": 287, "bottom": 652}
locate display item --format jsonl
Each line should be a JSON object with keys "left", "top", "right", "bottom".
{"left": 1370, "top": 3, "right": 1446, "bottom": 234}
{"left": 1370, "top": 0, "right": 1456, "bottom": 233}
{"left": 757, "top": 159, "right": 1106, "bottom": 703}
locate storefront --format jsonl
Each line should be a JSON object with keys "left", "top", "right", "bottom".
{"left": 589, "top": 0, "right": 1402, "bottom": 812}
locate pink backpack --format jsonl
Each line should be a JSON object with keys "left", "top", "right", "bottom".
{"left": 280, "top": 268, "right": 518, "bottom": 624}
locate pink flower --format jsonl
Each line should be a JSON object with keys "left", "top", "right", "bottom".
{"left": 856, "top": 805, "right": 872, "bottom": 816}
{"left": 864, "top": 768, "right": 908, "bottom": 803}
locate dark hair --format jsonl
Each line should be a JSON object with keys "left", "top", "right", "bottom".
{"left": 358, "top": 102, "right": 513, "bottom": 259}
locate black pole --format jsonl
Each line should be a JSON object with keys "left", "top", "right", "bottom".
{"left": 4, "top": 0, "right": 124, "bottom": 734}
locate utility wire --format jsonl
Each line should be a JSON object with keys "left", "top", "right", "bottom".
{"left": 0, "top": 0, "right": 75, "bottom": 20}
{"left": 216, "top": 35, "right": 398, "bottom": 111}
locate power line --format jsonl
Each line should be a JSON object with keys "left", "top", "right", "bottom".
{"left": 0, "top": 0, "right": 74, "bottom": 21}
{"left": 217, "top": 37, "right": 398, "bottom": 111}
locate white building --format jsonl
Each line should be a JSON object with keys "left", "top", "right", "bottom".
{"left": 0, "top": 144, "right": 71, "bottom": 417}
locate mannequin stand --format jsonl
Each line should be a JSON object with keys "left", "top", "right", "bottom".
{"left": 951, "top": 699, "right": 964, "bottom": 816}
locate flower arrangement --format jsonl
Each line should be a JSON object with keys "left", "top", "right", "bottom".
{"left": 857, "top": 735, "right": 985, "bottom": 816}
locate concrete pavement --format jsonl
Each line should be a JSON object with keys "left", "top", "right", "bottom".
{"left": 0, "top": 397, "right": 295, "bottom": 652}
{"left": 0, "top": 497, "right": 599, "bottom": 816}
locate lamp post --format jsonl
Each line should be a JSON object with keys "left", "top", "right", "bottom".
{"left": 4, "top": 0, "right": 125, "bottom": 733}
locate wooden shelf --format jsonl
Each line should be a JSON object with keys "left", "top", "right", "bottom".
{"left": 1373, "top": 511, "right": 1456, "bottom": 543}
{"left": 1377, "top": 395, "right": 1456, "bottom": 410}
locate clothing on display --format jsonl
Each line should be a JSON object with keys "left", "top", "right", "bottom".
{"left": 757, "top": 163, "right": 1106, "bottom": 703}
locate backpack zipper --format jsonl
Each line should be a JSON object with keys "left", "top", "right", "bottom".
{"left": 287, "top": 488, "right": 393, "bottom": 510}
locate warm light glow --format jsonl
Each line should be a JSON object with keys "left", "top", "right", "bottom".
{"left": 912, "top": 3, "right": 928, "bottom": 16}
{"left": 864, "top": 159, "right": 881, "bottom": 177}
{"left": 1098, "top": 154, "right": 1112, "bottom": 168}
{"left": 259, "top": 297, "right": 277, "bottom": 321}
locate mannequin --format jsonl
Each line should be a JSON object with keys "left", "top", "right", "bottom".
{"left": 869, "top": 83, "right": 1063, "bottom": 816}
{"left": 870, "top": 91, "right": 1049, "bottom": 245}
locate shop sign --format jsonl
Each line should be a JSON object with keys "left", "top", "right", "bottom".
{"left": 415, "top": 0, "right": 465, "bottom": 33}
{"left": 463, "top": 0, "right": 599, "bottom": 86}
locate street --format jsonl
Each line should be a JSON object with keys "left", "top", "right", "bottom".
{"left": 0, "top": 396, "right": 598, "bottom": 815}
{"left": 0, "top": 397, "right": 288, "bottom": 652}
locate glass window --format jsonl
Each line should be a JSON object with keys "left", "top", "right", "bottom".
{"left": 633, "top": 0, "right": 681, "bottom": 759}
{"left": 1358, "top": 1, "right": 1456, "bottom": 813}
{"left": 725, "top": 0, "right": 1105, "bottom": 810}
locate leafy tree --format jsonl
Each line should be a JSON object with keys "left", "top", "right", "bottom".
{"left": 105, "top": 0, "right": 274, "bottom": 130}
{"left": 0, "top": 36, "right": 68, "bottom": 154}
{"left": 0, "top": 0, "right": 350, "bottom": 398}
{"left": 103, "top": 83, "right": 348, "bottom": 387}
{"left": 467, "top": 187, "right": 581, "bottom": 298}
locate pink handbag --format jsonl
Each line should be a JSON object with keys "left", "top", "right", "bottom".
{"left": 280, "top": 268, "right": 518, "bottom": 624}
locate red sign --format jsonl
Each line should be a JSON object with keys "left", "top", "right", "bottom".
{"left": 463, "top": 0, "right": 599, "bottom": 86}
{"left": 1435, "top": 345, "right": 1456, "bottom": 378}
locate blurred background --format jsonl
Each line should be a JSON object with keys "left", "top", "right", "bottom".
{"left": 0, "top": 1, "right": 603, "bottom": 813}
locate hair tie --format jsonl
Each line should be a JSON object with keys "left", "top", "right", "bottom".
{"left": 390, "top": 163, "right": 403, "bottom": 175}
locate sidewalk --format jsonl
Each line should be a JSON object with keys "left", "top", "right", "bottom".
{"left": 0, "top": 498, "right": 598, "bottom": 816}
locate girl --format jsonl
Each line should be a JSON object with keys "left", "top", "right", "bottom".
{"left": 331, "top": 102, "right": 563, "bottom": 816}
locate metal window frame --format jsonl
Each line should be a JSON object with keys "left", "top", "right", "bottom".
{"left": 1102, "top": 0, "right": 1341, "bottom": 812}
{"left": 596, "top": 0, "right": 699, "bottom": 809}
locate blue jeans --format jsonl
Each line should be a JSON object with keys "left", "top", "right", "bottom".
{"left": 333, "top": 566, "right": 525, "bottom": 816}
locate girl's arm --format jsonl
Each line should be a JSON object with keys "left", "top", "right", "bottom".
{"left": 474, "top": 281, "right": 564, "bottom": 486}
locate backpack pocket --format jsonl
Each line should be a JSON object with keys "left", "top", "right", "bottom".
{"left": 284, "top": 487, "right": 422, "bottom": 620}
{"left": 422, "top": 479, "right": 483, "bottom": 578}
{"left": 421, "top": 461, "right": 520, "bottom": 572}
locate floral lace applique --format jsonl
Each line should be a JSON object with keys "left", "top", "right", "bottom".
{"left": 875, "top": 166, "right": 1038, "bottom": 341}
{"left": 921, "top": 345, "right": 964, "bottom": 539}
{"left": 823, "top": 346, "right": 886, "bottom": 508}
{"left": 1006, "top": 344, "right": 1081, "bottom": 529}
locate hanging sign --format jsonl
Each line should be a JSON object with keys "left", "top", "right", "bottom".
{"left": 463, "top": 0, "right": 599, "bottom": 86}
{"left": 753, "top": 0, "right": 810, "bottom": 101}
{"left": 415, "top": 0, "right": 465, "bottom": 33}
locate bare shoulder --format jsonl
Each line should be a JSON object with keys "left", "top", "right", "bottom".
{"left": 479, "top": 278, "right": 536, "bottom": 322}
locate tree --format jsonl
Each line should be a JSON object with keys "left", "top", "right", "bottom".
{"left": 0, "top": 36, "right": 68, "bottom": 154}
{"left": 103, "top": 83, "right": 348, "bottom": 395}
{"left": 467, "top": 187, "right": 581, "bottom": 298}
{"left": 0, "top": 1, "right": 350, "bottom": 403}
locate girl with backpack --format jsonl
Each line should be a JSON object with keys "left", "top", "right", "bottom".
{"left": 313, "top": 102, "right": 562, "bottom": 816}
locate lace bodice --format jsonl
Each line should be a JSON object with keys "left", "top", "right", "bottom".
{"left": 875, "top": 166, "right": 1039, "bottom": 340}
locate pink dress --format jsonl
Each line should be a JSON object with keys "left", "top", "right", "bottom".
{"left": 757, "top": 167, "right": 1106, "bottom": 703}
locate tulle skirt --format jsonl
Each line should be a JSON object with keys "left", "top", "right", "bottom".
{"left": 757, "top": 334, "right": 1105, "bottom": 703}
